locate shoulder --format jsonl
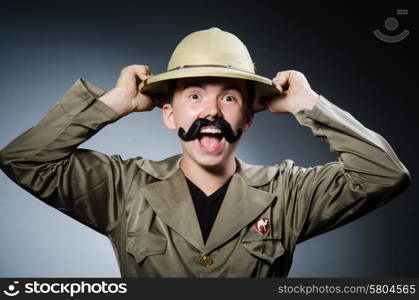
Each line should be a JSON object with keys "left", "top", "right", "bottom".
{"left": 236, "top": 157, "right": 300, "bottom": 187}
{"left": 129, "top": 154, "right": 182, "bottom": 180}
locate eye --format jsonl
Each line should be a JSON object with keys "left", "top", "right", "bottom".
{"left": 188, "top": 93, "right": 200, "bottom": 101}
{"left": 222, "top": 94, "right": 236, "bottom": 102}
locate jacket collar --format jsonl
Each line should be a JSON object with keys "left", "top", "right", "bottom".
{"left": 137, "top": 154, "right": 278, "bottom": 253}
{"left": 135, "top": 154, "right": 279, "bottom": 187}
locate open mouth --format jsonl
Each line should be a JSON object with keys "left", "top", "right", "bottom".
{"left": 197, "top": 127, "right": 224, "bottom": 153}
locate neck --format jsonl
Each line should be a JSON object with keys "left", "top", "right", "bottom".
{"left": 180, "top": 155, "right": 236, "bottom": 196}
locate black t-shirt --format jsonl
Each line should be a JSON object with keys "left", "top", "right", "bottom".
{"left": 185, "top": 176, "right": 232, "bottom": 245}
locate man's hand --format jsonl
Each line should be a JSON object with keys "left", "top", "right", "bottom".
{"left": 266, "top": 70, "right": 319, "bottom": 115}
{"left": 98, "top": 65, "right": 155, "bottom": 116}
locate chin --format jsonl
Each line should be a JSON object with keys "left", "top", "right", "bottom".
{"left": 186, "top": 147, "right": 234, "bottom": 170}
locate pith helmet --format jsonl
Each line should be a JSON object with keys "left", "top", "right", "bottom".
{"left": 138, "top": 27, "right": 282, "bottom": 112}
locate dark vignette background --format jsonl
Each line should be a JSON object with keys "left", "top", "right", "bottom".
{"left": 0, "top": 0, "right": 417, "bottom": 277}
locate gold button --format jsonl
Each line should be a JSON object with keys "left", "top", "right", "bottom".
{"left": 200, "top": 255, "right": 214, "bottom": 266}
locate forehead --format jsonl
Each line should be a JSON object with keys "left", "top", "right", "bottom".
{"left": 175, "top": 76, "right": 247, "bottom": 92}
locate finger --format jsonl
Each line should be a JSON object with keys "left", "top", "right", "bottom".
{"left": 137, "top": 66, "right": 155, "bottom": 84}
{"left": 274, "top": 70, "right": 291, "bottom": 82}
{"left": 120, "top": 65, "right": 150, "bottom": 77}
{"left": 271, "top": 79, "right": 284, "bottom": 92}
{"left": 139, "top": 73, "right": 151, "bottom": 81}
{"left": 273, "top": 71, "right": 292, "bottom": 89}
{"left": 118, "top": 65, "right": 153, "bottom": 88}
{"left": 273, "top": 79, "right": 288, "bottom": 91}
{"left": 139, "top": 64, "right": 151, "bottom": 75}
{"left": 130, "top": 65, "right": 150, "bottom": 77}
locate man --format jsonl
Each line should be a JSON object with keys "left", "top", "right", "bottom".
{"left": 0, "top": 28, "right": 410, "bottom": 277}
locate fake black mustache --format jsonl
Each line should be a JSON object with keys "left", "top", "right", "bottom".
{"left": 178, "top": 118, "right": 242, "bottom": 143}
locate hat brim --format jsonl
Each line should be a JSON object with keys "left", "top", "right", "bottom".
{"left": 138, "top": 66, "right": 282, "bottom": 112}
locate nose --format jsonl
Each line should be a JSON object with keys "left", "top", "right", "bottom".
{"left": 200, "top": 95, "right": 222, "bottom": 120}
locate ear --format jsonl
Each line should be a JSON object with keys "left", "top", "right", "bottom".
{"left": 242, "top": 108, "right": 254, "bottom": 132}
{"left": 162, "top": 103, "right": 177, "bottom": 130}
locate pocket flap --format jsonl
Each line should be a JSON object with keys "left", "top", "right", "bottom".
{"left": 126, "top": 235, "right": 167, "bottom": 264}
{"left": 242, "top": 237, "right": 285, "bottom": 264}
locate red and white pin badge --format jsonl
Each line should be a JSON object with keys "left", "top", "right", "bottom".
{"left": 254, "top": 218, "right": 269, "bottom": 234}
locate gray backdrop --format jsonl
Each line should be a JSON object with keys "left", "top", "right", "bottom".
{"left": 1, "top": 0, "right": 417, "bottom": 277}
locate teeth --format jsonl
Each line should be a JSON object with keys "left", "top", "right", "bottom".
{"left": 200, "top": 128, "right": 222, "bottom": 134}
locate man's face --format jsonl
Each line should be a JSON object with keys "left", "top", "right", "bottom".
{"left": 162, "top": 77, "right": 254, "bottom": 169}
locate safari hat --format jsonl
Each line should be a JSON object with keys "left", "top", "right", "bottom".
{"left": 138, "top": 27, "right": 282, "bottom": 112}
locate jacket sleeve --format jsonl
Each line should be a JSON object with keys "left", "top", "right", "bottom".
{"left": 0, "top": 79, "right": 140, "bottom": 235}
{"left": 278, "top": 95, "right": 411, "bottom": 244}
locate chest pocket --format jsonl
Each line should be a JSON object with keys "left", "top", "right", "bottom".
{"left": 241, "top": 236, "right": 285, "bottom": 265}
{"left": 126, "top": 235, "right": 167, "bottom": 264}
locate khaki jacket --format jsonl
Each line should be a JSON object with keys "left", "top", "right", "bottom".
{"left": 0, "top": 79, "right": 410, "bottom": 277}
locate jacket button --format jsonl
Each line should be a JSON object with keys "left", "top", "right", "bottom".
{"left": 200, "top": 255, "right": 214, "bottom": 266}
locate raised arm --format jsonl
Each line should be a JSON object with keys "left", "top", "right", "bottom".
{"left": 0, "top": 65, "right": 155, "bottom": 235}
{"left": 267, "top": 70, "right": 410, "bottom": 243}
